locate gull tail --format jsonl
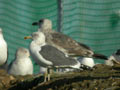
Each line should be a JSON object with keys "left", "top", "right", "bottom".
{"left": 93, "top": 53, "right": 108, "bottom": 60}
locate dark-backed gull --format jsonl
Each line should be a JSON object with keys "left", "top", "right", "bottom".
{"left": 105, "top": 49, "right": 120, "bottom": 66}
{"left": 32, "top": 19, "right": 107, "bottom": 60}
{"left": 0, "top": 28, "right": 8, "bottom": 69}
{"left": 7, "top": 47, "right": 33, "bottom": 75}
{"left": 24, "top": 31, "right": 80, "bottom": 82}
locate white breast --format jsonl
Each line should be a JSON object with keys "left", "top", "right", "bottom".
{"left": 0, "top": 39, "right": 7, "bottom": 65}
{"left": 78, "top": 57, "right": 95, "bottom": 68}
{"left": 8, "top": 58, "right": 33, "bottom": 75}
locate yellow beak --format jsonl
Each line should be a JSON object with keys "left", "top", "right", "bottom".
{"left": 24, "top": 36, "right": 32, "bottom": 40}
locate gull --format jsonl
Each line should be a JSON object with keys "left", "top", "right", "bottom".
{"left": 7, "top": 47, "right": 33, "bottom": 75}
{"left": 105, "top": 49, "right": 120, "bottom": 66}
{"left": 32, "top": 19, "right": 107, "bottom": 60}
{"left": 24, "top": 31, "right": 81, "bottom": 82}
{"left": 0, "top": 28, "right": 8, "bottom": 69}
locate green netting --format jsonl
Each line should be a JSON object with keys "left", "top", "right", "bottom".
{"left": 62, "top": 0, "right": 120, "bottom": 63}
{"left": 0, "top": 0, "right": 58, "bottom": 73}
{"left": 0, "top": 0, "right": 120, "bottom": 73}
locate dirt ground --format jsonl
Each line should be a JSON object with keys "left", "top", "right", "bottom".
{"left": 0, "top": 64, "right": 120, "bottom": 90}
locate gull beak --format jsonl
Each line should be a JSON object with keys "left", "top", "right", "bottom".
{"left": 32, "top": 22, "right": 38, "bottom": 26}
{"left": 24, "top": 36, "right": 32, "bottom": 40}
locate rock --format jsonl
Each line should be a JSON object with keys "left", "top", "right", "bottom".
{"left": 0, "top": 64, "right": 120, "bottom": 90}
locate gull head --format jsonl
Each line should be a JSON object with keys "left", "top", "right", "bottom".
{"left": 0, "top": 28, "right": 4, "bottom": 38}
{"left": 24, "top": 32, "right": 46, "bottom": 45}
{"left": 0, "top": 28, "right": 3, "bottom": 34}
{"left": 32, "top": 19, "right": 52, "bottom": 30}
{"left": 16, "top": 47, "right": 30, "bottom": 58}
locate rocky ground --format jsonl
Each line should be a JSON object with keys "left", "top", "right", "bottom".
{"left": 0, "top": 64, "right": 120, "bottom": 90}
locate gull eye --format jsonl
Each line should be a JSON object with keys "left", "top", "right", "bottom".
{"left": 32, "top": 33, "right": 39, "bottom": 37}
{"left": 24, "top": 50, "right": 27, "bottom": 53}
{"left": 35, "top": 34, "right": 39, "bottom": 37}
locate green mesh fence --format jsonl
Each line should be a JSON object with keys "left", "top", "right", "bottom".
{"left": 0, "top": 0, "right": 120, "bottom": 73}
{"left": 0, "top": 0, "right": 58, "bottom": 73}
{"left": 62, "top": 0, "right": 120, "bottom": 63}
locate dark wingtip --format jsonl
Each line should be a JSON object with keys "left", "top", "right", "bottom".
{"left": 115, "top": 49, "right": 120, "bottom": 55}
{"left": 32, "top": 22, "right": 38, "bottom": 26}
{"left": 93, "top": 53, "right": 108, "bottom": 60}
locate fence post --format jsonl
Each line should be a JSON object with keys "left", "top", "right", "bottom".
{"left": 57, "top": 0, "right": 63, "bottom": 32}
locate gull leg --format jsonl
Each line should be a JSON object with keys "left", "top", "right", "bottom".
{"left": 47, "top": 68, "right": 51, "bottom": 81}
{"left": 44, "top": 68, "right": 48, "bottom": 82}
{"left": 56, "top": 68, "right": 59, "bottom": 73}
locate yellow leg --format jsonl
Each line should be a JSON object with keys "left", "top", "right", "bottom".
{"left": 56, "top": 68, "right": 59, "bottom": 73}
{"left": 44, "top": 68, "right": 48, "bottom": 82}
{"left": 47, "top": 68, "right": 51, "bottom": 81}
